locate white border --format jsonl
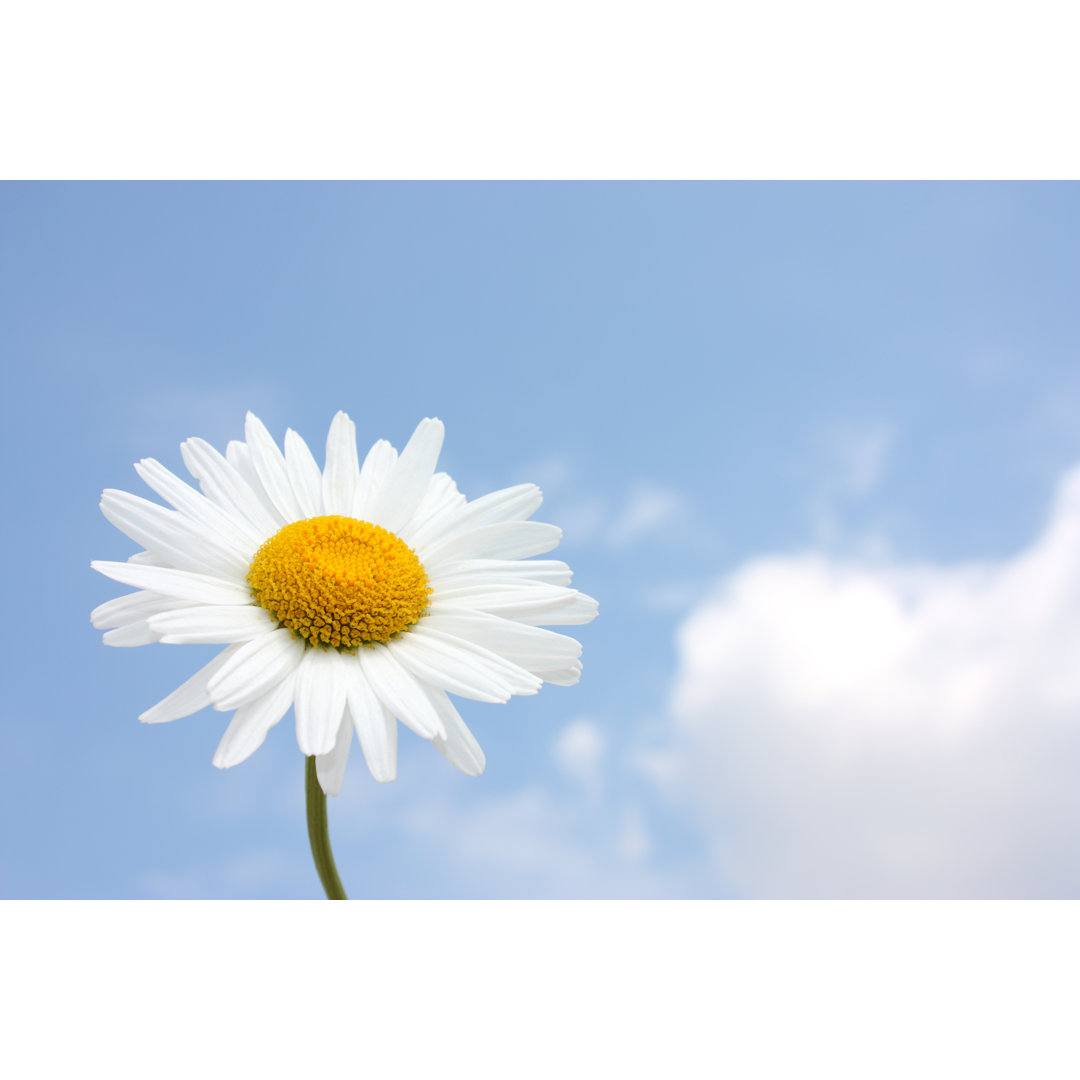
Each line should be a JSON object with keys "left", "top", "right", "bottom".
{"left": 4, "top": 902, "right": 1079, "bottom": 1077}
{"left": 2, "top": 1, "right": 1078, "bottom": 178}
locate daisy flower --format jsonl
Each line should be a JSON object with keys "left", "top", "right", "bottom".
{"left": 92, "top": 413, "right": 598, "bottom": 799}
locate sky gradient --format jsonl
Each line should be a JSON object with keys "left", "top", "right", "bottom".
{"left": 3, "top": 181, "right": 1079, "bottom": 898}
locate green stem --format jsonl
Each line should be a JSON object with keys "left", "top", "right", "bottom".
{"left": 305, "top": 755, "right": 348, "bottom": 900}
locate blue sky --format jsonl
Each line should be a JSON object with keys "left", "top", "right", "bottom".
{"left": 3, "top": 181, "right": 1079, "bottom": 898}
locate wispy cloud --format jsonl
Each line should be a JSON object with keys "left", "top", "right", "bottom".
{"left": 637, "top": 580, "right": 710, "bottom": 612}
{"left": 799, "top": 419, "right": 897, "bottom": 548}
{"left": 545, "top": 482, "right": 694, "bottom": 553}
{"left": 607, "top": 484, "right": 688, "bottom": 549}
{"left": 518, "top": 451, "right": 574, "bottom": 495}
{"left": 827, "top": 421, "right": 895, "bottom": 498}
{"left": 387, "top": 781, "right": 676, "bottom": 898}
{"left": 552, "top": 717, "right": 606, "bottom": 796}
{"left": 299, "top": 719, "right": 683, "bottom": 898}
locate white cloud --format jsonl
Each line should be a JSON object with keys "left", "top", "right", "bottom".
{"left": 661, "top": 464, "right": 1080, "bottom": 898}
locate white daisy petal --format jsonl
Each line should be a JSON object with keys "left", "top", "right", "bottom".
{"left": 224, "top": 439, "right": 255, "bottom": 481}
{"left": 225, "top": 440, "right": 288, "bottom": 527}
{"left": 244, "top": 412, "right": 305, "bottom": 523}
{"left": 428, "top": 558, "right": 574, "bottom": 589}
{"left": 208, "top": 628, "right": 305, "bottom": 711}
{"left": 322, "top": 411, "right": 361, "bottom": 516}
{"left": 140, "top": 645, "right": 244, "bottom": 724}
{"left": 103, "top": 622, "right": 162, "bottom": 647}
{"left": 213, "top": 668, "right": 297, "bottom": 768}
{"left": 535, "top": 659, "right": 583, "bottom": 686}
{"left": 419, "top": 520, "right": 563, "bottom": 568}
{"left": 358, "top": 645, "right": 445, "bottom": 739}
{"left": 91, "top": 561, "right": 251, "bottom": 605}
{"left": 284, "top": 427, "right": 324, "bottom": 518}
{"left": 431, "top": 584, "right": 599, "bottom": 626}
{"left": 134, "top": 457, "right": 263, "bottom": 554}
{"left": 149, "top": 604, "right": 278, "bottom": 644}
{"left": 422, "top": 606, "right": 583, "bottom": 675}
{"left": 294, "top": 647, "right": 348, "bottom": 756}
{"left": 352, "top": 438, "right": 398, "bottom": 520}
{"left": 390, "top": 630, "right": 516, "bottom": 702}
{"left": 180, "top": 436, "right": 280, "bottom": 539}
{"left": 100, "top": 489, "right": 249, "bottom": 578}
{"left": 398, "top": 472, "right": 467, "bottom": 545}
{"left": 343, "top": 658, "right": 398, "bottom": 782}
{"left": 126, "top": 550, "right": 172, "bottom": 567}
{"left": 367, "top": 417, "right": 444, "bottom": 533}
{"left": 423, "top": 685, "right": 486, "bottom": 776}
{"left": 407, "top": 482, "right": 541, "bottom": 551}
{"left": 406, "top": 624, "right": 542, "bottom": 697}
{"left": 315, "top": 714, "right": 353, "bottom": 796}
{"left": 92, "top": 590, "right": 179, "bottom": 630}
{"left": 462, "top": 482, "right": 543, "bottom": 523}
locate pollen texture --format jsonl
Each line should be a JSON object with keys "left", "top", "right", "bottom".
{"left": 247, "top": 516, "right": 431, "bottom": 648}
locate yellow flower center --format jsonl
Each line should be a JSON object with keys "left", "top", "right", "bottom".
{"left": 247, "top": 516, "right": 431, "bottom": 649}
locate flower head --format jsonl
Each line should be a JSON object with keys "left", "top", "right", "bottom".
{"left": 92, "top": 413, "right": 598, "bottom": 794}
